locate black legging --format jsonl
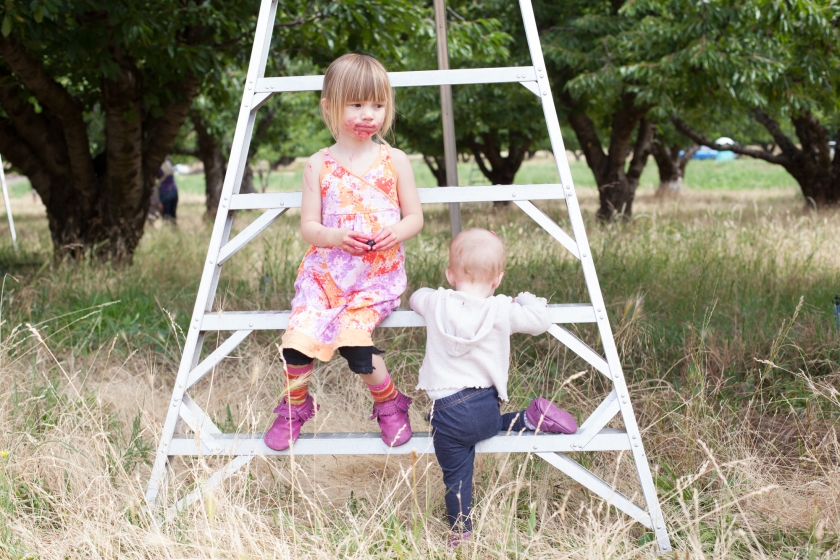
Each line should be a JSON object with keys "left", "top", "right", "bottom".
{"left": 282, "top": 346, "right": 382, "bottom": 374}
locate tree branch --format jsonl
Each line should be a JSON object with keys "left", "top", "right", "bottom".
{"left": 466, "top": 140, "right": 492, "bottom": 179}
{"left": 627, "top": 119, "right": 653, "bottom": 182}
{"left": 558, "top": 90, "right": 608, "bottom": 182}
{"left": 0, "top": 68, "right": 70, "bottom": 178}
{"left": 751, "top": 110, "right": 800, "bottom": 158}
{"left": 142, "top": 73, "right": 200, "bottom": 188}
{"left": 0, "top": 35, "right": 94, "bottom": 191}
{"left": 678, "top": 143, "right": 700, "bottom": 173}
{"left": 672, "top": 116, "right": 789, "bottom": 165}
{"left": 0, "top": 117, "right": 55, "bottom": 203}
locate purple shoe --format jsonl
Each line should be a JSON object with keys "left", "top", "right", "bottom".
{"left": 525, "top": 398, "right": 578, "bottom": 434}
{"left": 448, "top": 530, "right": 472, "bottom": 548}
{"left": 370, "top": 391, "right": 413, "bottom": 447}
{"left": 264, "top": 395, "right": 318, "bottom": 451}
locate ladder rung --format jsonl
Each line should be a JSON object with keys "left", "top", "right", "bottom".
{"left": 230, "top": 184, "right": 566, "bottom": 211}
{"left": 257, "top": 66, "right": 537, "bottom": 93}
{"left": 167, "top": 428, "right": 629, "bottom": 456}
{"left": 200, "top": 305, "right": 596, "bottom": 331}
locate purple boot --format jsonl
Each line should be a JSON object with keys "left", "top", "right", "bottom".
{"left": 525, "top": 398, "right": 578, "bottom": 434}
{"left": 264, "top": 395, "right": 319, "bottom": 451}
{"left": 370, "top": 391, "right": 413, "bottom": 447}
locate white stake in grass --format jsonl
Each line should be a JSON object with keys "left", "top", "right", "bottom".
{"left": 0, "top": 154, "right": 18, "bottom": 251}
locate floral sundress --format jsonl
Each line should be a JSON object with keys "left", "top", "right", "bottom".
{"left": 281, "top": 143, "right": 406, "bottom": 361}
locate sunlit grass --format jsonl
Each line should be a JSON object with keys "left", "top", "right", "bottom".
{"left": 0, "top": 187, "right": 836, "bottom": 557}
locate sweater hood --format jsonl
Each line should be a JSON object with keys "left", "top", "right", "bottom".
{"left": 433, "top": 288, "right": 502, "bottom": 357}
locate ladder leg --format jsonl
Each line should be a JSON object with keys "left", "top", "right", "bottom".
{"left": 165, "top": 455, "right": 254, "bottom": 522}
{"left": 143, "top": 0, "right": 279, "bottom": 511}
{"left": 518, "top": 0, "right": 672, "bottom": 552}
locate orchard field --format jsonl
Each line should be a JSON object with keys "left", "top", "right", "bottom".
{"left": 0, "top": 157, "right": 838, "bottom": 558}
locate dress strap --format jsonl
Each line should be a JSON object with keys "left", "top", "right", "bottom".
{"left": 379, "top": 143, "right": 399, "bottom": 184}
{"left": 319, "top": 148, "right": 331, "bottom": 186}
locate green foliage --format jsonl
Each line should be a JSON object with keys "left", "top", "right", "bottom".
{"left": 0, "top": 0, "right": 259, "bottom": 113}
{"left": 396, "top": 2, "right": 546, "bottom": 180}
{"left": 624, "top": 0, "right": 840, "bottom": 133}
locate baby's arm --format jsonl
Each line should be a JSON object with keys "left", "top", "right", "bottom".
{"left": 371, "top": 148, "right": 424, "bottom": 251}
{"left": 409, "top": 287, "right": 435, "bottom": 317}
{"left": 509, "top": 292, "right": 552, "bottom": 335}
{"left": 300, "top": 152, "right": 369, "bottom": 256}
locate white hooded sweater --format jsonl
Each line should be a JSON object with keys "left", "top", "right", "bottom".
{"left": 409, "top": 287, "right": 551, "bottom": 401}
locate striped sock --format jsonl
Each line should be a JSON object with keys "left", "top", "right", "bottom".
{"left": 368, "top": 373, "right": 398, "bottom": 404}
{"left": 284, "top": 363, "right": 313, "bottom": 406}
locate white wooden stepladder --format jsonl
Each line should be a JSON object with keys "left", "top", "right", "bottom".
{"left": 144, "top": 0, "right": 672, "bottom": 552}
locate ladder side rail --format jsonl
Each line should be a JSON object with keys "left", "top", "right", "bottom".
{"left": 518, "top": 0, "right": 672, "bottom": 551}
{"left": 144, "top": 0, "right": 279, "bottom": 507}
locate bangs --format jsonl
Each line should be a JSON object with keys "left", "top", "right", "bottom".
{"left": 339, "top": 60, "right": 391, "bottom": 104}
{"left": 320, "top": 53, "right": 395, "bottom": 142}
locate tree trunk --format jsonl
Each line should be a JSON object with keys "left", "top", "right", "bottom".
{"left": 674, "top": 111, "right": 840, "bottom": 207}
{"left": 240, "top": 166, "right": 256, "bottom": 195}
{"left": 562, "top": 91, "right": 652, "bottom": 220}
{"left": 465, "top": 131, "right": 531, "bottom": 207}
{"left": 191, "top": 110, "right": 226, "bottom": 218}
{"left": 651, "top": 139, "right": 699, "bottom": 197}
{"left": 0, "top": 35, "right": 197, "bottom": 263}
{"left": 422, "top": 155, "right": 447, "bottom": 187}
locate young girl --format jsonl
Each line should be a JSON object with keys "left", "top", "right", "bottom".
{"left": 264, "top": 54, "right": 423, "bottom": 451}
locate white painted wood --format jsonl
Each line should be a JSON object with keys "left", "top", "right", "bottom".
{"left": 178, "top": 395, "right": 222, "bottom": 454}
{"left": 573, "top": 390, "right": 621, "bottom": 450}
{"left": 167, "top": 428, "right": 631, "bottom": 456}
{"left": 229, "top": 183, "right": 564, "bottom": 210}
{"left": 251, "top": 91, "right": 273, "bottom": 112}
{"left": 166, "top": 455, "right": 254, "bottom": 522}
{"left": 257, "top": 66, "right": 537, "bottom": 93}
{"left": 217, "top": 208, "right": 286, "bottom": 265}
{"left": 536, "top": 452, "right": 652, "bottom": 528}
{"left": 199, "top": 305, "right": 596, "bottom": 331}
{"left": 0, "top": 154, "right": 17, "bottom": 250}
{"left": 144, "top": 0, "right": 279, "bottom": 508}
{"left": 514, "top": 200, "right": 579, "bottom": 259}
{"left": 185, "top": 330, "right": 252, "bottom": 389}
{"left": 547, "top": 324, "right": 610, "bottom": 378}
{"left": 520, "top": 81, "right": 540, "bottom": 97}
{"left": 518, "top": 0, "right": 671, "bottom": 549}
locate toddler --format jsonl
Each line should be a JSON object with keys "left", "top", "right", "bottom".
{"left": 264, "top": 54, "right": 423, "bottom": 451}
{"left": 409, "top": 228, "right": 577, "bottom": 545}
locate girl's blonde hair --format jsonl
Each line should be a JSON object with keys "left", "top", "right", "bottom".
{"left": 320, "top": 53, "right": 395, "bottom": 142}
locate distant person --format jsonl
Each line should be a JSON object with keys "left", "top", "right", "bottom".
{"left": 157, "top": 158, "right": 178, "bottom": 222}
{"left": 409, "top": 228, "right": 578, "bottom": 547}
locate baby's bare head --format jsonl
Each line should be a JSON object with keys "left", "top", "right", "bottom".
{"left": 448, "top": 228, "right": 506, "bottom": 284}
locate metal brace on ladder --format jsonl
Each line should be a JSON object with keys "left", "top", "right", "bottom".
{"left": 143, "top": 0, "right": 672, "bottom": 553}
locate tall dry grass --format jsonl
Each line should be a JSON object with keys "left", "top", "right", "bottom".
{"left": 0, "top": 188, "right": 838, "bottom": 558}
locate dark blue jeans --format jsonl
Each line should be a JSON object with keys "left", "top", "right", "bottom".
{"left": 430, "top": 387, "right": 528, "bottom": 533}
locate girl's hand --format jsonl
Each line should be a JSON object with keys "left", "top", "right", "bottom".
{"left": 335, "top": 229, "right": 371, "bottom": 256}
{"left": 370, "top": 226, "right": 398, "bottom": 252}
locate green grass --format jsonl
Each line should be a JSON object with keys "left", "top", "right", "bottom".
{"left": 0, "top": 185, "right": 836, "bottom": 557}
{"left": 2, "top": 156, "right": 799, "bottom": 201}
